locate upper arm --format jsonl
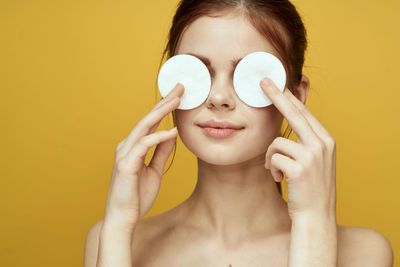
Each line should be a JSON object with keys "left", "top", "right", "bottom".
{"left": 84, "top": 219, "right": 104, "bottom": 267}
{"left": 338, "top": 226, "right": 394, "bottom": 267}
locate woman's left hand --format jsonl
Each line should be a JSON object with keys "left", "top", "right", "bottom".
{"left": 260, "top": 77, "right": 337, "bottom": 221}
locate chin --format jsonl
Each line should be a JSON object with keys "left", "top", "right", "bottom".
{"left": 197, "top": 148, "right": 249, "bottom": 166}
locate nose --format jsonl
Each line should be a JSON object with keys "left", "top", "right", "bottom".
{"left": 205, "top": 75, "right": 236, "bottom": 111}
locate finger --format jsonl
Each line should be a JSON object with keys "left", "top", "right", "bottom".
{"left": 119, "top": 127, "right": 178, "bottom": 174}
{"left": 269, "top": 153, "right": 299, "bottom": 182}
{"left": 265, "top": 137, "right": 304, "bottom": 169}
{"left": 134, "top": 83, "right": 183, "bottom": 144}
{"left": 283, "top": 89, "right": 333, "bottom": 142}
{"left": 148, "top": 133, "right": 177, "bottom": 176}
{"left": 119, "top": 96, "right": 181, "bottom": 157}
{"left": 147, "top": 102, "right": 178, "bottom": 137}
{"left": 260, "top": 78, "right": 319, "bottom": 146}
{"left": 152, "top": 83, "right": 184, "bottom": 111}
{"left": 147, "top": 117, "right": 163, "bottom": 135}
{"left": 116, "top": 85, "right": 182, "bottom": 153}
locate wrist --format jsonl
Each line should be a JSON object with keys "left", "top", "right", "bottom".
{"left": 101, "top": 218, "right": 138, "bottom": 237}
{"left": 103, "top": 211, "right": 138, "bottom": 232}
{"left": 290, "top": 212, "right": 337, "bottom": 238}
{"left": 291, "top": 216, "right": 338, "bottom": 250}
{"left": 288, "top": 211, "right": 338, "bottom": 267}
{"left": 290, "top": 213, "right": 338, "bottom": 245}
{"left": 97, "top": 220, "right": 135, "bottom": 267}
{"left": 291, "top": 209, "right": 337, "bottom": 225}
{"left": 99, "top": 224, "right": 136, "bottom": 249}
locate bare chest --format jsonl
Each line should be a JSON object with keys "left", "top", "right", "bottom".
{"left": 132, "top": 235, "right": 289, "bottom": 267}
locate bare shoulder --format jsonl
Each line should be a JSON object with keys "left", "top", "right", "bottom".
{"left": 337, "top": 224, "right": 394, "bottom": 267}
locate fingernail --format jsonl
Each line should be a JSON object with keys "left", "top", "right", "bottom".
{"left": 261, "top": 78, "right": 271, "bottom": 87}
{"left": 166, "top": 84, "right": 180, "bottom": 97}
{"left": 169, "top": 126, "right": 177, "bottom": 132}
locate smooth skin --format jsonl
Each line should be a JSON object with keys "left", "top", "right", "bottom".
{"left": 94, "top": 82, "right": 184, "bottom": 267}
{"left": 85, "top": 12, "right": 393, "bottom": 267}
{"left": 261, "top": 77, "right": 337, "bottom": 266}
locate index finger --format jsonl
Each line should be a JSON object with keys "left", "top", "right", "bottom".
{"left": 118, "top": 84, "right": 183, "bottom": 156}
{"left": 152, "top": 83, "right": 184, "bottom": 111}
{"left": 260, "top": 78, "right": 318, "bottom": 146}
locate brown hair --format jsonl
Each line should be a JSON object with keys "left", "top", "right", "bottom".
{"left": 157, "top": 0, "right": 308, "bottom": 195}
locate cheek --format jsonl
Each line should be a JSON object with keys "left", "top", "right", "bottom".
{"left": 175, "top": 109, "right": 204, "bottom": 155}
{"left": 250, "top": 108, "right": 283, "bottom": 148}
{"left": 175, "top": 109, "right": 198, "bottom": 145}
{"left": 175, "top": 110, "right": 191, "bottom": 132}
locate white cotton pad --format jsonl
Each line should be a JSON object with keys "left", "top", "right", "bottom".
{"left": 233, "top": 51, "right": 286, "bottom": 108}
{"left": 157, "top": 54, "right": 211, "bottom": 110}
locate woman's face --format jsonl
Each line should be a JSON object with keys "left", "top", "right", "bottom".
{"left": 174, "top": 13, "right": 284, "bottom": 166}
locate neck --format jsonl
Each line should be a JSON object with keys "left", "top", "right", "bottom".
{"left": 181, "top": 153, "right": 292, "bottom": 247}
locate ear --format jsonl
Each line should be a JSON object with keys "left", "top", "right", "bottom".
{"left": 293, "top": 74, "right": 310, "bottom": 105}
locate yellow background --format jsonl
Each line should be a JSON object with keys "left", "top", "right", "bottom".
{"left": 0, "top": 0, "right": 399, "bottom": 266}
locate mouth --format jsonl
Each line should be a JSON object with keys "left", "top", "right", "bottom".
{"left": 197, "top": 119, "right": 244, "bottom": 130}
{"left": 199, "top": 126, "right": 243, "bottom": 138}
{"left": 197, "top": 119, "right": 245, "bottom": 138}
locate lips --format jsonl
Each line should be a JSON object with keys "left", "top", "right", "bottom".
{"left": 197, "top": 119, "right": 244, "bottom": 138}
{"left": 197, "top": 119, "right": 244, "bottom": 130}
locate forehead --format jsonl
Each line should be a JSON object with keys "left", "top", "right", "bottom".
{"left": 175, "top": 13, "right": 277, "bottom": 64}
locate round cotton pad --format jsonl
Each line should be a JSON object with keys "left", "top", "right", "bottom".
{"left": 157, "top": 54, "right": 211, "bottom": 110}
{"left": 233, "top": 51, "right": 286, "bottom": 108}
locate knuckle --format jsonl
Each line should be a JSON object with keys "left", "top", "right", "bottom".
{"left": 139, "top": 138, "right": 151, "bottom": 151}
{"left": 302, "top": 150, "right": 314, "bottom": 165}
{"left": 298, "top": 105, "right": 307, "bottom": 114}
{"left": 136, "top": 116, "right": 145, "bottom": 125}
{"left": 291, "top": 163, "right": 303, "bottom": 178}
{"left": 325, "top": 137, "right": 336, "bottom": 150}
{"left": 115, "top": 158, "right": 131, "bottom": 174}
{"left": 271, "top": 153, "right": 279, "bottom": 163}
{"left": 137, "top": 134, "right": 155, "bottom": 151}
{"left": 311, "top": 139, "right": 324, "bottom": 154}
{"left": 154, "top": 132, "right": 163, "bottom": 143}
{"left": 138, "top": 116, "right": 150, "bottom": 128}
{"left": 116, "top": 140, "right": 125, "bottom": 151}
{"left": 138, "top": 135, "right": 149, "bottom": 146}
{"left": 270, "top": 137, "right": 283, "bottom": 150}
{"left": 115, "top": 152, "right": 124, "bottom": 162}
{"left": 274, "top": 136, "right": 286, "bottom": 144}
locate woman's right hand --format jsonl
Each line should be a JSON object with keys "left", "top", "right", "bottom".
{"left": 102, "top": 82, "right": 184, "bottom": 232}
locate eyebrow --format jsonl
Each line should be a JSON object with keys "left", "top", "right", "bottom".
{"left": 185, "top": 52, "right": 243, "bottom": 70}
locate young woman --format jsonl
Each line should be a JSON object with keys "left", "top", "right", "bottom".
{"left": 84, "top": 1, "right": 393, "bottom": 266}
